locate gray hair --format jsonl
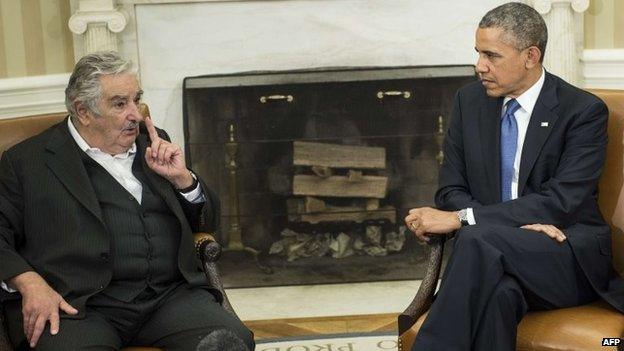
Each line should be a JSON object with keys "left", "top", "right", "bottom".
{"left": 65, "top": 51, "right": 133, "bottom": 118}
{"left": 479, "top": 2, "right": 548, "bottom": 62}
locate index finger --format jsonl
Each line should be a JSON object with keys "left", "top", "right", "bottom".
{"left": 144, "top": 116, "right": 159, "bottom": 142}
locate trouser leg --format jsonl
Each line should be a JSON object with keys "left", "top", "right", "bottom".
{"left": 412, "top": 224, "right": 597, "bottom": 351}
{"left": 471, "top": 274, "right": 528, "bottom": 351}
{"left": 87, "top": 283, "right": 253, "bottom": 350}
{"left": 130, "top": 285, "right": 254, "bottom": 351}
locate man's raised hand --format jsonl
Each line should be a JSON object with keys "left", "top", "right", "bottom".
{"left": 144, "top": 116, "right": 194, "bottom": 189}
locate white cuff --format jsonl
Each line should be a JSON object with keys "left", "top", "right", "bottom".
{"left": 1, "top": 281, "right": 17, "bottom": 293}
{"left": 180, "top": 182, "right": 206, "bottom": 203}
{"left": 466, "top": 207, "right": 476, "bottom": 225}
{"left": 179, "top": 172, "right": 206, "bottom": 203}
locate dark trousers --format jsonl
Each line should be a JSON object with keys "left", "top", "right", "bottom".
{"left": 4, "top": 283, "right": 254, "bottom": 351}
{"left": 412, "top": 224, "right": 598, "bottom": 351}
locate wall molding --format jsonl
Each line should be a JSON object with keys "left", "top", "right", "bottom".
{"left": 0, "top": 73, "right": 70, "bottom": 120}
{"left": 582, "top": 49, "right": 624, "bottom": 89}
{"left": 0, "top": 48, "right": 621, "bottom": 121}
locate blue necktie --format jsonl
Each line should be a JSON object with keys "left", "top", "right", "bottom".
{"left": 501, "top": 99, "right": 520, "bottom": 202}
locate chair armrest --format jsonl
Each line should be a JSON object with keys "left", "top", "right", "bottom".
{"left": 398, "top": 234, "right": 449, "bottom": 335}
{"left": 193, "top": 232, "right": 237, "bottom": 318}
{"left": 194, "top": 232, "right": 220, "bottom": 262}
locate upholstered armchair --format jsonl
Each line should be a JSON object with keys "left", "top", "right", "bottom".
{"left": 0, "top": 105, "right": 236, "bottom": 351}
{"left": 398, "top": 89, "right": 624, "bottom": 351}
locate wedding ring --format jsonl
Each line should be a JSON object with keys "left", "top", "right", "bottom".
{"left": 410, "top": 222, "right": 418, "bottom": 230}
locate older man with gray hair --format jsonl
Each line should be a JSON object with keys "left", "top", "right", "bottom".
{"left": 0, "top": 51, "right": 254, "bottom": 350}
{"left": 406, "top": 2, "right": 623, "bottom": 350}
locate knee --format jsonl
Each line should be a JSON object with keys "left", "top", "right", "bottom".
{"left": 238, "top": 327, "right": 255, "bottom": 350}
{"left": 196, "top": 327, "right": 254, "bottom": 351}
{"left": 226, "top": 320, "right": 255, "bottom": 350}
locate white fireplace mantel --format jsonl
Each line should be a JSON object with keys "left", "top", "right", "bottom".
{"left": 99, "top": 0, "right": 506, "bottom": 146}
{"left": 66, "top": 0, "right": 613, "bottom": 146}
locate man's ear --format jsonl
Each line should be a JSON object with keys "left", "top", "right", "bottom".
{"left": 74, "top": 102, "right": 92, "bottom": 126}
{"left": 525, "top": 46, "right": 542, "bottom": 69}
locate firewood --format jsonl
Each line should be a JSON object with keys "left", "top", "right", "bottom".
{"left": 347, "top": 170, "right": 363, "bottom": 182}
{"left": 365, "top": 199, "right": 380, "bottom": 210}
{"left": 287, "top": 204, "right": 396, "bottom": 224}
{"left": 311, "top": 166, "right": 333, "bottom": 178}
{"left": 293, "top": 174, "right": 388, "bottom": 198}
{"left": 293, "top": 141, "right": 385, "bottom": 169}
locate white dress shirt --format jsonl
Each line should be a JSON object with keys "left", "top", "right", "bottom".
{"left": 466, "top": 68, "right": 546, "bottom": 224}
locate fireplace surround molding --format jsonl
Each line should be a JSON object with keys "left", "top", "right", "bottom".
{"left": 70, "top": 0, "right": 505, "bottom": 146}
{"left": 66, "top": 0, "right": 590, "bottom": 147}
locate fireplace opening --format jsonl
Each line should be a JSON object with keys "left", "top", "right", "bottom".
{"left": 183, "top": 66, "right": 476, "bottom": 288}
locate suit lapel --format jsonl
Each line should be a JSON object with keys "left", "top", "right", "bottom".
{"left": 45, "top": 119, "right": 104, "bottom": 223}
{"left": 135, "top": 133, "right": 187, "bottom": 222}
{"left": 518, "top": 73, "right": 560, "bottom": 195}
{"left": 479, "top": 96, "right": 504, "bottom": 203}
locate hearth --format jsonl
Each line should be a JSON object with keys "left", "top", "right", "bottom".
{"left": 183, "top": 66, "right": 476, "bottom": 288}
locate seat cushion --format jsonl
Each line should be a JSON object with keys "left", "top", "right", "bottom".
{"left": 399, "top": 301, "right": 624, "bottom": 351}
{"left": 517, "top": 300, "right": 624, "bottom": 351}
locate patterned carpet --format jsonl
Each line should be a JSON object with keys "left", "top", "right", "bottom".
{"left": 247, "top": 313, "right": 396, "bottom": 339}
{"left": 256, "top": 332, "right": 398, "bottom": 351}
{"left": 249, "top": 313, "right": 398, "bottom": 351}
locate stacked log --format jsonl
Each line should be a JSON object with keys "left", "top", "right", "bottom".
{"left": 288, "top": 141, "right": 395, "bottom": 224}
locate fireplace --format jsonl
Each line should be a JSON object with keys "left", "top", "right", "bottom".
{"left": 183, "top": 65, "right": 476, "bottom": 288}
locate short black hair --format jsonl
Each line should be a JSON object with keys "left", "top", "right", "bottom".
{"left": 479, "top": 2, "right": 548, "bottom": 62}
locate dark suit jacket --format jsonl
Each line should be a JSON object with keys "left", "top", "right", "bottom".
{"left": 0, "top": 118, "right": 221, "bottom": 315}
{"left": 435, "top": 71, "right": 623, "bottom": 312}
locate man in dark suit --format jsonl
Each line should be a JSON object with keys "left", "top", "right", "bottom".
{"left": 405, "top": 2, "right": 623, "bottom": 350}
{"left": 0, "top": 52, "right": 254, "bottom": 350}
